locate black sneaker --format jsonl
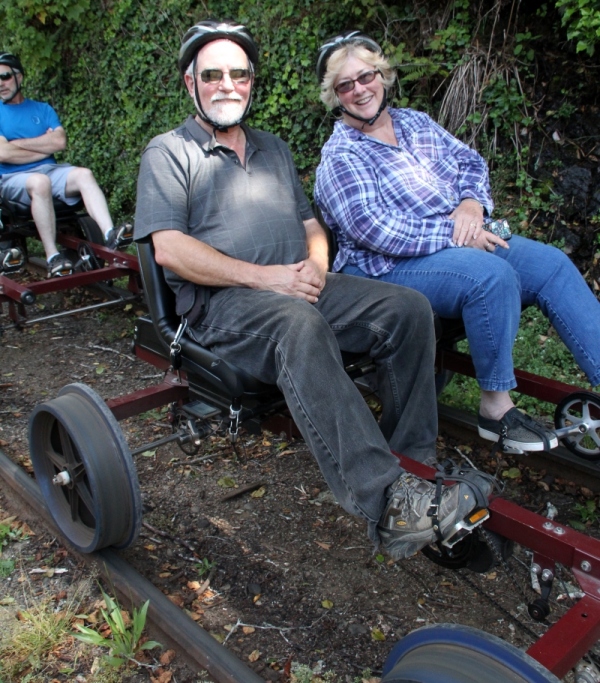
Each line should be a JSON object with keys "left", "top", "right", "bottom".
{"left": 478, "top": 407, "right": 558, "bottom": 452}
{"left": 105, "top": 222, "right": 133, "bottom": 250}
{"left": 378, "top": 471, "right": 491, "bottom": 561}
{"left": 47, "top": 252, "right": 73, "bottom": 277}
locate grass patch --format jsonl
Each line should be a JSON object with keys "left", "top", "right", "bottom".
{"left": 0, "top": 588, "right": 83, "bottom": 682}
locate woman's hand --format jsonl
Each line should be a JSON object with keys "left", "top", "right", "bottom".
{"left": 465, "top": 230, "right": 509, "bottom": 252}
{"left": 449, "top": 198, "right": 484, "bottom": 247}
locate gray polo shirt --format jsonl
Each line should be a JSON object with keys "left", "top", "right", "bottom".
{"left": 135, "top": 116, "right": 314, "bottom": 306}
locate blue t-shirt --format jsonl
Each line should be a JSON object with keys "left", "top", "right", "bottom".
{"left": 0, "top": 98, "right": 62, "bottom": 175}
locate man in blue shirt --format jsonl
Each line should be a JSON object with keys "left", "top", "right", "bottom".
{"left": 0, "top": 53, "right": 132, "bottom": 276}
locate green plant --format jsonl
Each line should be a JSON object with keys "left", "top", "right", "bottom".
{"left": 0, "top": 522, "right": 29, "bottom": 554}
{"left": 570, "top": 500, "right": 599, "bottom": 530}
{"left": 194, "top": 557, "right": 215, "bottom": 578}
{"left": 0, "top": 558, "right": 15, "bottom": 578}
{"left": 556, "top": 0, "right": 600, "bottom": 55}
{"left": 73, "top": 588, "right": 161, "bottom": 668}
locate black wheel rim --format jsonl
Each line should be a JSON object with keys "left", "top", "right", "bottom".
{"left": 29, "top": 383, "right": 141, "bottom": 552}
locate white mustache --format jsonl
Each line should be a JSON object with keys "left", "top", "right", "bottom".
{"left": 211, "top": 93, "right": 243, "bottom": 103}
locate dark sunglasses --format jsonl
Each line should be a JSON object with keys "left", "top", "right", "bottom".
{"left": 334, "top": 69, "right": 380, "bottom": 94}
{"left": 0, "top": 72, "right": 14, "bottom": 82}
{"left": 199, "top": 68, "right": 251, "bottom": 85}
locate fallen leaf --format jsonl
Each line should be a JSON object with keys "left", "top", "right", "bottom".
{"left": 242, "top": 626, "right": 255, "bottom": 634}
{"left": 315, "top": 541, "right": 331, "bottom": 550}
{"left": 371, "top": 628, "right": 386, "bottom": 641}
{"left": 502, "top": 468, "right": 522, "bottom": 479}
{"left": 160, "top": 649, "right": 176, "bottom": 665}
{"left": 217, "top": 477, "right": 237, "bottom": 488}
{"left": 248, "top": 650, "right": 261, "bottom": 662}
{"left": 250, "top": 486, "right": 266, "bottom": 498}
{"left": 321, "top": 599, "right": 333, "bottom": 609}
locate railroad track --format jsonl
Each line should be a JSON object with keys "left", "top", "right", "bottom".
{"left": 3, "top": 402, "right": 600, "bottom": 682}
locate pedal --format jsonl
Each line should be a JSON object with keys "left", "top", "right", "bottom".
{"left": 442, "top": 506, "right": 490, "bottom": 549}
{"left": 0, "top": 246, "right": 25, "bottom": 273}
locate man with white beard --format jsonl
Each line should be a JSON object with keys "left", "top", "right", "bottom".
{"left": 133, "top": 20, "right": 493, "bottom": 562}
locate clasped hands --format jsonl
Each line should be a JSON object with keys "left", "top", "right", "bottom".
{"left": 450, "top": 198, "right": 509, "bottom": 252}
{"left": 259, "top": 258, "right": 326, "bottom": 303}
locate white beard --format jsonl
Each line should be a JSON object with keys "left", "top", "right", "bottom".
{"left": 206, "top": 98, "right": 246, "bottom": 127}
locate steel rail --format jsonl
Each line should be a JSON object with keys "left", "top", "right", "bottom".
{"left": 0, "top": 448, "right": 264, "bottom": 683}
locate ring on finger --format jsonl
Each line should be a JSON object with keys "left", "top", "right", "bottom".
{"left": 469, "top": 221, "right": 477, "bottom": 227}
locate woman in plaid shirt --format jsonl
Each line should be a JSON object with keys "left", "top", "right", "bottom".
{"left": 314, "top": 31, "right": 600, "bottom": 454}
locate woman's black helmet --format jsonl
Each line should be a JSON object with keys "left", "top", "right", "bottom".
{"left": 0, "top": 52, "right": 24, "bottom": 76}
{"left": 178, "top": 20, "right": 259, "bottom": 77}
{"left": 316, "top": 30, "right": 382, "bottom": 83}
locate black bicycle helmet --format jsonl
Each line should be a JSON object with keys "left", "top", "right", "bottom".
{"left": 178, "top": 20, "right": 259, "bottom": 77}
{"left": 0, "top": 52, "right": 24, "bottom": 103}
{"left": 0, "top": 52, "right": 24, "bottom": 76}
{"left": 316, "top": 31, "right": 387, "bottom": 127}
{"left": 316, "top": 30, "right": 382, "bottom": 84}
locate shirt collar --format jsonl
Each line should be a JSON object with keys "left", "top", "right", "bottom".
{"left": 184, "top": 115, "right": 264, "bottom": 157}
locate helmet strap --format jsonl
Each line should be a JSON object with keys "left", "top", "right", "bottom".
{"left": 338, "top": 90, "right": 388, "bottom": 129}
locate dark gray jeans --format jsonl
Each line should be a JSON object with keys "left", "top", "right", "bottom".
{"left": 189, "top": 272, "right": 438, "bottom": 540}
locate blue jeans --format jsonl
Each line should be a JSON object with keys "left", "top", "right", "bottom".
{"left": 188, "top": 273, "right": 438, "bottom": 541}
{"left": 342, "top": 236, "right": 600, "bottom": 391}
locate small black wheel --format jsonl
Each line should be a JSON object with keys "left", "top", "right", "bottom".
{"left": 554, "top": 391, "right": 600, "bottom": 461}
{"left": 76, "top": 243, "right": 102, "bottom": 272}
{"left": 528, "top": 598, "right": 551, "bottom": 622}
{"left": 28, "top": 383, "right": 142, "bottom": 553}
{"left": 77, "top": 216, "right": 105, "bottom": 268}
{"left": 382, "top": 623, "right": 561, "bottom": 682}
{"left": 422, "top": 529, "right": 512, "bottom": 573}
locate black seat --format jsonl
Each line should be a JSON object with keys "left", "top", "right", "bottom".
{"left": 0, "top": 196, "right": 84, "bottom": 232}
{"left": 135, "top": 237, "right": 275, "bottom": 401}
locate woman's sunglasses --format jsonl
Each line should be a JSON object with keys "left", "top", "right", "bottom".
{"left": 0, "top": 72, "right": 14, "bottom": 82}
{"left": 334, "top": 69, "right": 380, "bottom": 94}
{"left": 199, "top": 68, "right": 251, "bottom": 85}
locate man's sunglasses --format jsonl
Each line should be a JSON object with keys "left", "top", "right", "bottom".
{"left": 0, "top": 72, "right": 14, "bottom": 82}
{"left": 334, "top": 69, "right": 380, "bottom": 94}
{"left": 199, "top": 68, "right": 251, "bottom": 85}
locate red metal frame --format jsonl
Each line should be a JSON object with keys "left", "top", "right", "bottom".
{"left": 0, "top": 233, "right": 141, "bottom": 325}
{"left": 438, "top": 346, "right": 595, "bottom": 406}
{"left": 101, "top": 340, "right": 600, "bottom": 678}
{"left": 398, "top": 453, "right": 600, "bottom": 678}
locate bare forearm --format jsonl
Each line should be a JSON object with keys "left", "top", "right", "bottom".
{"left": 152, "top": 229, "right": 322, "bottom": 302}
{"left": 10, "top": 128, "right": 66, "bottom": 155}
{"left": 153, "top": 230, "right": 263, "bottom": 287}
{"left": 0, "top": 140, "right": 49, "bottom": 164}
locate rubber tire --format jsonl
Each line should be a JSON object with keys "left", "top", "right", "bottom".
{"left": 77, "top": 216, "right": 105, "bottom": 269}
{"left": 28, "top": 382, "right": 141, "bottom": 553}
{"left": 381, "top": 623, "right": 561, "bottom": 682}
{"left": 554, "top": 391, "right": 600, "bottom": 461}
{"left": 421, "top": 529, "right": 513, "bottom": 573}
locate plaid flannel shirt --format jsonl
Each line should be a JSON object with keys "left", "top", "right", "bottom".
{"left": 314, "top": 108, "right": 494, "bottom": 275}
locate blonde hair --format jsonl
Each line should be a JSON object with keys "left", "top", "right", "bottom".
{"left": 320, "top": 43, "right": 396, "bottom": 110}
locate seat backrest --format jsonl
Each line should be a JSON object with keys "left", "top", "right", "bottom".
{"left": 136, "top": 237, "right": 271, "bottom": 398}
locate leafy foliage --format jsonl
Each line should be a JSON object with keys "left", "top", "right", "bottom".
{"left": 0, "top": 0, "right": 599, "bottom": 221}
{"left": 73, "top": 587, "right": 161, "bottom": 668}
{"left": 556, "top": 0, "right": 600, "bottom": 55}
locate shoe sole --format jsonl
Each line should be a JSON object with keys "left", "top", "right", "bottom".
{"left": 478, "top": 426, "right": 558, "bottom": 451}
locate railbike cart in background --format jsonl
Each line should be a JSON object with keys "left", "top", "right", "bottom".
{"left": 19, "top": 236, "right": 600, "bottom": 682}
{"left": 0, "top": 197, "right": 141, "bottom": 328}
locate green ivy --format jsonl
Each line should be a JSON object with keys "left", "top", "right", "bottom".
{"left": 556, "top": 0, "right": 600, "bottom": 55}
{"left": 0, "top": 0, "right": 598, "bottom": 220}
